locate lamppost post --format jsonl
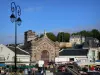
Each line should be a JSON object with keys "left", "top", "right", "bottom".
{"left": 10, "top": 2, "right": 22, "bottom": 73}
{"left": 29, "top": 48, "right": 32, "bottom": 66}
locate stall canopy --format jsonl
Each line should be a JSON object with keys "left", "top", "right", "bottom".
{"left": 0, "top": 64, "right": 5, "bottom": 67}
{"left": 95, "top": 60, "right": 100, "bottom": 62}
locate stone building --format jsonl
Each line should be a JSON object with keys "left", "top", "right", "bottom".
{"left": 24, "top": 30, "right": 60, "bottom": 63}
{"left": 24, "top": 30, "right": 37, "bottom": 47}
{"left": 70, "top": 35, "right": 85, "bottom": 45}
{"left": 23, "top": 30, "right": 100, "bottom": 65}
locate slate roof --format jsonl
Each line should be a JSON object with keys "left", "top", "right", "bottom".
{"left": 83, "top": 42, "right": 89, "bottom": 48}
{"left": 59, "top": 49, "right": 88, "bottom": 56}
{"left": 97, "top": 43, "right": 100, "bottom": 47}
{"left": 8, "top": 46, "right": 29, "bottom": 55}
{"left": 74, "top": 44, "right": 83, "bottom": 49}
{"left": 83, "top": 37, "right": 99, "bottom": 48}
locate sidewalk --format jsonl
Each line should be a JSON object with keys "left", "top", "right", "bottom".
{"left": 46, "top": 70, "right": 53, "bottom": 75}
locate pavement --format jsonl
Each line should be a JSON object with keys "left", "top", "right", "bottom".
{"left": 87, "top": 72, "right": 100, "bottom": 75}
{"left": 55, "top": 72, "right": 72, "bottom": 75}
{"left": 46, "top": 71, "right": 53, "bottom": 75}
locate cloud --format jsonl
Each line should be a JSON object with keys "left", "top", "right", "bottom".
{"left": 24, "top": 6, "right": 43, "bottom": 12}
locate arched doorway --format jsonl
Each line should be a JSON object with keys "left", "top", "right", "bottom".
{"left": 41, "top": 50, "right": 49, "bottom": 64}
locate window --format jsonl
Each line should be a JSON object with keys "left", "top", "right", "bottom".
{"left": 98, "top": 52, "right": 100, "bottom": 60}
{"left": 0, "top": 57, "right": 5, "bottom": 61}
{"left": 68, "top": 65, "right": 73, "bottom": 69}
{"left": 69, "top": 58, "right": 74, "bottom": 61}
{"left": 92, "top": 51, "right": 95, "bottom": 56}
{"left": 12, "top": 57, "right": 14, "bottom": 61}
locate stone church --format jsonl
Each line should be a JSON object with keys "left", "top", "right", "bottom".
{"left": 24, "top": 30, "right": 60, "bottom": 63}
{"left": 24, "top": 30, "right": 100, "bottom": 64}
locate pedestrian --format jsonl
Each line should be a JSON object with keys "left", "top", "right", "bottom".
{"left": 1, "top": 69, "right": 4, "bottom": 75}
{"left": 41, "top": 68, "right": 44, "bottom": 75}
{"left": 0, "top": 69, "right": 1, "bottom": 74}
{"left": 24, "top": 68, "right": 28, "bottom": 75}
{"left": 6, "top": 71, "right": 9, "bottom": 75}
{"left": 32, "top": 67, "right": 36, "bottom": 75}
{"left": 28, "top": 68, "right": 31, "bottom": 75}
{"left": 90, "top": 65, "right": 95, "bottom": 71}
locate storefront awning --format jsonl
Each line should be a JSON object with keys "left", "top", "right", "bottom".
{"left": 95, "top": 60, "right": 100, "bottom": 62}
{"left": 0, "top": 64, "right": 5, "bottom": 67}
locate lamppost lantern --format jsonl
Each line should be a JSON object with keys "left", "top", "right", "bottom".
{"left": 16, "top": 17, "right": 22, "bottom": 26}
{"left": 10, "top": 13, "right": 16, "bottom": 23}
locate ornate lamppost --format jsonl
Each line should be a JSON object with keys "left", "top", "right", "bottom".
{"left": 10, "top": 2, "right": 22, "bottom": 72}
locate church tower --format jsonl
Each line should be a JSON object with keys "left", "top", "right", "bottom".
{"left": 24, "top": 30, "right": 37, "bottom": 47}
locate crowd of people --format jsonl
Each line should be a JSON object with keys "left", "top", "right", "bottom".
{"left": 0, "top": 65, "right": 37, "bottom": 75}
{"left": 0, "top": 62, "right": 100, "bottom": 75}
{"left": 81, "top": 65, "right": 100, "bottom": 72}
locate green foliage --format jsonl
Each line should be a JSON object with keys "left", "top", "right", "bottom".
{"left": 39, "top": 29, "right": 100, "bottom": 42}
{"left": 40, "top": 34, "right": 44, "bottom": 38}
{"left": 57, "top": 32, "right": 70, "bottom": 42}
{"left": 79, "top": 30, "right": 92, "bottom": 37}
{"left": 72, "top": 29, "right": 100, "bottom": 41}
{"left": 64, "top": 32, "right": 70, "bottom": 42}
{"left": 39, "top": 32, "right": 57, "bottom": 41}
{"left": 57, "top": 32, "right": 64, "bottom": 42}
{"left": 91, "top": 29, "right": 100, "bottom": 41}
{"left": 46, "top": 32, "right": 57, "bottom": 41}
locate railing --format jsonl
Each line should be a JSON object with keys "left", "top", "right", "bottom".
{"left": 68, "top": 67, "right": 81, "bottom": 75}
{"left": 65, "top": 65, "right": 81, "bottom": 75}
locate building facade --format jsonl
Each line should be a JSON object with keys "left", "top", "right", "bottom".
{"left": 24, "top": 30, "right": 100, "bottom": 65}
{"left": 70, "top": 35, "right": 85, "bottom": 45}
{"left": 30, "top": 32, "right": 60, "bottom": 63}
{"left": 55, "top": 49, "right": 88, "bottom": 64}
{"left": 0, "top": 44, "right": 30, "bottom": 65}
{"left": 59, "top": 42, "right": 72, "bottom": 48}
{"left": 88, "top": 48, "right": 100, "bottom": 62}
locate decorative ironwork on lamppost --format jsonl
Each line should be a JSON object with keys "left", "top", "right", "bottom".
{"left": 10, "top": 2, "right": 22, "bottom": 72}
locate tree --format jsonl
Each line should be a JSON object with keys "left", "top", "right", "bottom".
{"left": 39, "top": 32, "right": 56, "bottom": 42}
{"left": 91, "top": 29, "right": 100, "bottom": 41}
{"left": 80, "top": 30, "right": 92, "bottom": 37}
{"left": 57, "top": 32, "right": 70, "bottom": 42}
{"left": 40, "top": 34, "right": 44, "bottom": 38}
{"left": 57, "top": 32, "right": 64, "bottom": 42}
{"left": 64, "top": 32, "right": 70, "bottom": 42}
{"left": 46, "top": 32, "right": 57, "bottom": 41}
{"left": 71, "top": 29, "right": 100, "bottom": 41}
{"left": 80, "top": 30, "right": 87, "bottom": 36}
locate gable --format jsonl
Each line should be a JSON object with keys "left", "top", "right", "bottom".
{"left": 0, "top": 44, "right": 15, "bottom": 61}
{"left": 32, "top": 34, "right": 56, "bottom": 47}
{"left": 0, "top": 44, "right": 14, "bottom": 55}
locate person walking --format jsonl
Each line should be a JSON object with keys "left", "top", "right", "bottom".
{"left": 28, "top": 68, "right": 31, "bottom": 75}
{"left": 0, "top": 69, "right": 1, "bottom": 74}
{"left": 24, "top": 68, "right": 28, "bottom": 75}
